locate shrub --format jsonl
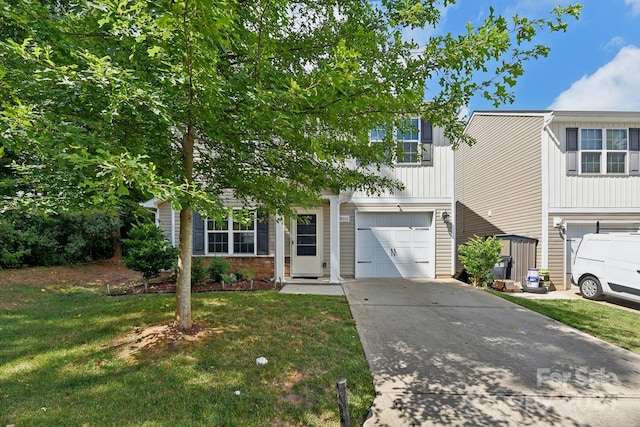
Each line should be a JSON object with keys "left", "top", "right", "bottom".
{"left": 191, "top": 257, "right": 207, "bottom": 286}
{"left": 122, "top": 223, "right": 178, "bottom": 279}
{"left": 0, "top": 210, "right": 117, "bottom": 268}
{"left": 236, "top": 267, "right": 256, "bottom": 282}
{"left": 0, "top": 217, "right": 32, "bottom": 268}
{"left": 206, "top": 257, "right": 230, "bottom": 283}
{"left": 458, "top": 235, "right": 503, "bottom": 287}
{"left": 220, "top": 273, "right": 237, "bottom": 286}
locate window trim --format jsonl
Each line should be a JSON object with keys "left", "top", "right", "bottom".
{"left": 578, "top": 127, "right": 629, "bottom": 175}
{"left": 205, "top": 210, "right": 257, "bottom": 256}
{"left": 370, "top": 117, "right": 423, "bottom": 165}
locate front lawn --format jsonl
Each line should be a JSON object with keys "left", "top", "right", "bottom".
{"left": 491, "top": 291, "right": 640, "bottom": 355}
{"left": 0, "top": 282, "right": 374, "bottom": 426}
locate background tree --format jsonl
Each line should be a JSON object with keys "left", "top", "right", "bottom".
{"left": 1, "top": 0, "right": 581, "bottom": 330}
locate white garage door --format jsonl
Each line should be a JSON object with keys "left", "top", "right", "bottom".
{"left": 356, "top": 212, "right": 434, "bottom": 278}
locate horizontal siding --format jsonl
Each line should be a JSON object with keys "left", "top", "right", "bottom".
{"left": 340, "top": 203, "right": 356, "bottom": 277}
{"left": 157, "top": 203, "right": 178, "bottom": 246}
{"left": 547, "top": 216, "right": 566, "bottom": 290}
{"left": 547, "top": 120, "right": 640, "bottom": 208}
{"left": 435, "top": 208, "right": 454, "bottom": 277}
{"left": 456, "top": 114, "right": 545, "bottom": 256}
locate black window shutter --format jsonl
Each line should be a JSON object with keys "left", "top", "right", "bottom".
{"left": 420, "top": 119, "right": 433, "bottom": 166}
{"left": 257, "top": 211, "right": 269, "bottom": 255}
{"left": 566, "top": 127, "right": 579, "bottom": 176}
{"left": 630, "top": 128, "right": 640, "bottom": 176}
{"left": 192, "top": 211, "right": 205, "bottom": 255}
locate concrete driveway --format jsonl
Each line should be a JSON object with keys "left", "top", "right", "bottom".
{"left": 343, "top": 279, "right": 640, "bottom": 426}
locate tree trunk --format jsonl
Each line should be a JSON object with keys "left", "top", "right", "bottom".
{"left": 176, "top": 206, "right": 193, "bottom": 330}
{"left": 111, "top": 222, "right": 122, "bottom": 260}
{"left": 176, "top": 123, "right": 195, "bottom": 331}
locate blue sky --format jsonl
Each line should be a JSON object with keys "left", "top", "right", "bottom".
{"left": 420, "top": 0, "right": 640, "bottom": 113}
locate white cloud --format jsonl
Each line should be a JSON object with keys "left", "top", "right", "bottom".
{"left": 549, "top": 45, "right": 640, "bottom": 110}
{"left": 602, "top": 36, "right": 626, "bottom": 53}
{"left": 625, "top": 0, "right": 640, "bottom": 15}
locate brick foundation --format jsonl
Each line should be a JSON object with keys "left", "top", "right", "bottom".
{"left": 197, "top": 256, "right": 289, "bottom": 280}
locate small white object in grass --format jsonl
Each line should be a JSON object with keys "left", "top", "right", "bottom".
{"left": 256, "top": 357, "right": 268, "bottom": 366}
{"left": 234, "top": 390, "right": 241, "bottom": 396}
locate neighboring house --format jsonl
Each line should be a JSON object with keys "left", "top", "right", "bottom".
{"left": 455, "top": 110, "right": 640, "bottom": 290}
{"left": 145, "top": 117, "right": 455, "bottom": 282}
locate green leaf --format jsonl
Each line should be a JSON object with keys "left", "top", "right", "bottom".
{"left": 147, "top": 45, "right": 161, "bottom": 57}
{"left": 116, "top": 184, "right": 129, "bottom": 196}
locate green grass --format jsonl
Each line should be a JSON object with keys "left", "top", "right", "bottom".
{"left": 490, "top": 291, "right": 640, "bottom": 355}
{"left": 0, "top": 283, "right": 374, "bottom": 426}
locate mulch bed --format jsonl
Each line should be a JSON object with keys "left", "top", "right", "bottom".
{"left": 107, "top": 278, "right": 284, "bottom": 296}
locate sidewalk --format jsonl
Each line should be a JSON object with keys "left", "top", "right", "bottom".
{"left": 279, "top": 278, "right": 345, "bottom": 296}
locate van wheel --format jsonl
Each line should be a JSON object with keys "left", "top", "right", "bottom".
{"left": 579, "top": 276, "right": 603, "bottom": 300}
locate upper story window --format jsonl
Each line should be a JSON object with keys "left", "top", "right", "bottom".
{"left": 206, "top": 211, "right": 256, "bottom": 255}
{"left": 370, "top": 118, "right": 423, "bottom": 164}
{"left": 396, "top": 118, "right": 420, "bottom": 163}
{"left": 580, "top": 128, "right": 628, "bottom": 174}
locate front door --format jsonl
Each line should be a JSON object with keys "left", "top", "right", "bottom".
{"left": 291, "top": 209, "right": 323, "bottom": 277}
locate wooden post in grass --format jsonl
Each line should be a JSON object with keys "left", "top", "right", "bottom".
{"left": 336, "top": 378, "right": 350, "bottom": 427}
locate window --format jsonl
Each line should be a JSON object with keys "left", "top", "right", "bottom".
{"left": 369, "top": 118, "right": 421, "bottom": 164}
{"left": 396, "top": 118, "right": 420, "bottom": 163}
{"left": 233, "top": 218, "right": 255, "bottom": 254}
{"left": 207, "top": 211, "right": 255, "bottom": 255}
{"left": 580, "top": 128, "right": 628, "bottom": 174}
{"left": 207, "top": 219, "right": 229, "bottom": 253}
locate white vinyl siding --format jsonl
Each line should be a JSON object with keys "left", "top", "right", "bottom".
{"left": 355, "top": 125, "right": 453, "bottom": 199}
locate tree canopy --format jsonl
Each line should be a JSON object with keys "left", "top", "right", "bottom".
{"left": 1, "top": 0, "right": 581, "bottom": 329}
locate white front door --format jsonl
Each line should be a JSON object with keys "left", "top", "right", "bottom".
{"left": 291, "top": 209, "right": 323, "bottom": 277}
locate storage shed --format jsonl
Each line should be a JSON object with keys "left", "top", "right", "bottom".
{"left": 494, "top": 234, "right": 538, "bottom": 285}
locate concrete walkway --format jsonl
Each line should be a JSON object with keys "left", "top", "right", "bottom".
{"left": 280, "top": 278, "right": 346, "bottom": 296}
{"left": 343, "top": 279, "right": 640, "bottom": 426}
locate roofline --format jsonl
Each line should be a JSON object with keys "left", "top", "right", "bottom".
{"left": 471, "top": 110, "right": 552, "bottom": 116}
{"left": 469, "top": 109, "right": 640, "bottom": 120}
{"left": 141, "top": 197, "right": 162, "bottom": 209}
{"left": 550, "top": 110, "right": 640, "bottom": 123}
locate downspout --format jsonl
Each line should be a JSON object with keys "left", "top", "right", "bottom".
{"left": 541, "top": 112, "right": 554, "bottom": 271}
{"left": 451, "top": 132, "right": 457, "bottom": 277}
{"left": 171, "top": 207, "right": 176, "bottom": 247}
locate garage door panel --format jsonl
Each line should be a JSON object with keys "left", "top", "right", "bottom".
{"left": 395, "top": 229, "right": 412, "bottom": 243}
{"left": 356, "top": 212, "right": 434, "bottom": 278}
{"left": 414, "top": 261, "right": 431, "bottom": 276}
{"left": 413, "top": 229, "right": 430, "bottom": 243}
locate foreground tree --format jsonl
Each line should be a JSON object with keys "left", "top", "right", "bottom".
{"left": 1, "top": 1, "right": 581, "bottom": 330}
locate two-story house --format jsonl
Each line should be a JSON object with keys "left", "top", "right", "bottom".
{"left": 455, "top": 110, "right": 640, "bottom": 290}
{"left": 146, "top": 117, "right": 455, "bottom": 282}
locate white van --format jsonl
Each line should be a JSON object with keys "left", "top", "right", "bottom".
{"left": 572, "top": 233, "right": 640, "bottom": 303}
